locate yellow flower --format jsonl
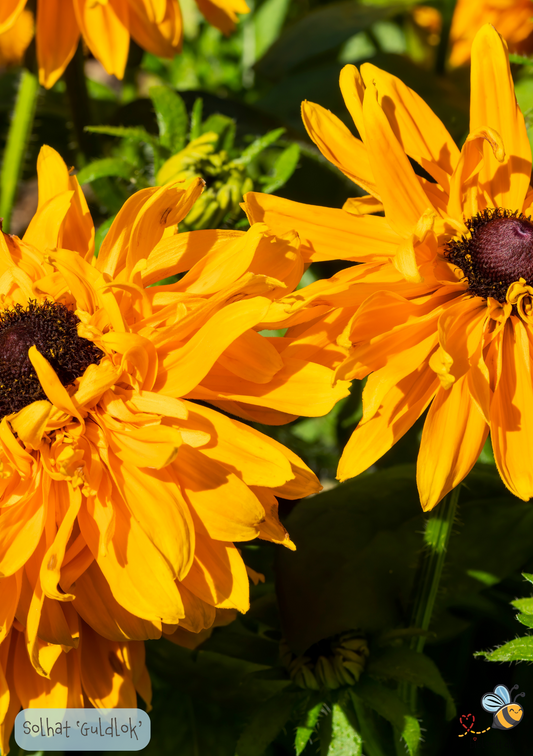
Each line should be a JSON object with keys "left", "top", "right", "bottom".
{"left": 0, "top": 8, "right": 33, "bottom": 67}
{"left": 243, "top": 24, "right": 533, "bottom": 510}
{"left": 450, "top": 0, "right": 533, "bottom": 66}
{"left": 0, "top": 145, "right": 347, "bottom": 681}
{"left": 0, "top": 0, "right": 249, "bottom": 89}
{"left": 0, "top": 623, "right": 151, "bottom": 755}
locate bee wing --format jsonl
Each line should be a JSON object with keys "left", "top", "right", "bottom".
{"left": 482, "top": 693, "right": 504, "bottom": 712}
{"left": 494, "top": 685, "right": 511, "bottom": 704}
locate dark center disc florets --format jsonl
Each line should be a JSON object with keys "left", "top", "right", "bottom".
{"left": 0, "top": 299, "right": 104, "bottom": 420}
{"left": 444, "top": 208, "right": 533, "bottom": 302}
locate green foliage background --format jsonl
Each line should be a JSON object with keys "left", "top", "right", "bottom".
{"left": 5, "top": 0, "right": 533, "bottom": 754}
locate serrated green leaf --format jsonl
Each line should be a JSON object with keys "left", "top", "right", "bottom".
{"left": 236, "top": 691, "right": 305, "bottom": 756}
{"left": 367, "top": 648, "right": 455, "bottom": 719}
{"left": 261, "top": 143, "right": 300, "bottom": 193}
{"left": 149, "top": 86, "right": 188, "bottom": 153}
{"left": 76, "top": 158, "right": 136, "bottom": 185}
{"left": 349, "top": 681, "right": 420, "bottom": 756}
{"left": 234, "top": 128, "right": 285, "bottom": 167}
{"left": 326, "top": 701, "right": 363, "bottom": 756}
{"left": 254, "top": 0, "right": 291, "bottom": 60}
{"left": 86, "top": 124, "right": 160, "bottom": 148}
{"left": 511, "top": 597, "right": 533, "bottom": 614}
{"left": 522, "top": 572, "right": 533, "bottom": 585}
{"left": 516, "top": 613, "right": 533, "bottom": 629}
{"left": 295, "top": 700, "right": 323, "bottom": 755}
{"left": 476, "top": 636, "right": 533, "bottom": 662}
{"left": 190, "top": 98, "right": 203, "bottom": 141}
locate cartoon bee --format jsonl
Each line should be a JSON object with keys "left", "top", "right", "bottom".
{"left": 481, "top": 684, "right": 525, "bottom": 730}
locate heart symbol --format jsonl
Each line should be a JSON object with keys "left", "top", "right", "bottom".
{"left": 460, "top": 713, "right": 475, "bottom": 733}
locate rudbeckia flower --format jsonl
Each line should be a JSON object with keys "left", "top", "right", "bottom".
{"left": 0, "top": 8, "right": 33, "bottom": 67}
{"left": 0, "top": 623, "right": 151, "bottom": 755}
{"left": 0, "top": 0, "right": 248, "bottom": 89}
{"left": 0, "top": 145, "right": 347, "bottom": 683}
{"left": 243, "top": 24, "right": 533, "bottom": 510}
{"left": 450, "top": 0, "right": 533, "bottom": 66}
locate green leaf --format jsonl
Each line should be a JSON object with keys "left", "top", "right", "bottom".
{"left": 276, "top": 466, "right": 423, "bottom": 652}
{"left": 326, "top": 700, "right": 363, "bottom": 756}
{"left": 94, "top": 215, "right": 115, "bottom": 256}
{"left": 511, "top": 597, "right": 533, "bottom": 614}
{"left": 189, "top": 97, "right": 203, "bottom": 141}
{"left": 295, "top": 699, "right": 323, "bottom": 755}
{"left": 475, "top": 636, "right": 533, "bottom": 662}
{"left": 349, "top": 681, "right": 421, "bottom": 756}
{"left": 235, "top": 691, "right": 305, "bottom": 756}
{"left": 254, "top": 0, "right": 291, "bottom": 60}
{"left": 261, "top": 143, "right": 300, "bottom": 193}
{"left": 522, "top": 572, "right": 533, "bottom": 584}
{"left": 149, "top": 86, "right": 188, "bottom": 153}
{"left": 233, "top": 128, "right": 285, "bottom": 166}
{"left": 516, "top": 613, "right": 533, "bottom": 629}
{"left": 85, "top": 124, "right": 160, "bottom": 149}
{"left": 509, "top": 53, "right": 533, "bottom": 65}
{"left": 366, "top": 648, "right": 455, "bottom": 719}
{"left": 197, "top": 629, "right": 280, "bottom": 667}
{"left": 256, "top": 1, "right": 414, "bottom": 78}
{"left": 201, "top": 114, "right": 236, "bottom": 151}
{"left": 86, "top": 78, "right": 118, "bottom": 101}
{"left": 76, "top": 157, "right": 136, "bottom": 185}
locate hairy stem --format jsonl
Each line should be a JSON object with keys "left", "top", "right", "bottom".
{"left": 405, "top": 486, "right": 461, "bottom": 712}
{"left": 0, "top": 69, "right": 39, "bottom": 232}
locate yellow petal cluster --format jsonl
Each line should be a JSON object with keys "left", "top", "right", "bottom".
{"left": 449, "top": 0, "right": 533, "bottom": 66}
{"left": 0, "top": 145, "right": 348, "bottom": 749}
{"left": 0, "top": 0, "right": 249, "bottom": 88}
{"left": 243, "top": 25, "right": 533, "bottom": 511}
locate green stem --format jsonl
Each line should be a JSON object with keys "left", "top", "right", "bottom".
{"left": 435, "top": 0, "right": 458, "bottom": 75}
{"left": 405, "top": 485, "right": 461, "bottom": 711}
{"left": 0, "top": 69, "right": 39, "bottom": 232}
{"left": 64, "top": 43, "right": 95, "bottom": 161}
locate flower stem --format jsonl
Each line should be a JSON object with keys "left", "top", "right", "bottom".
{"left": 406, "top": 485, "right": 461, "bottom": 710}
{"left": 0, "top": 69, "right": 39, "bottom": 232}
{"left": 435, "top": 0, "right": 458, "bottom": 74}
{"left": 64, "top": 43, "right": 95, "bottom": 161}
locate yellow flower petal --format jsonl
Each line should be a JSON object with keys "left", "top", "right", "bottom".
{"left": 175, "top": 445, "right": 266, "bottom": 542}
{"left": 417, "top": 375, "right": 488, "bottom": 510}
{"left": 470, "top": 24, "right": 531, "bottom": 209}
{"left": 28, "top": 345, "right": 83, "bottom": 422}
{"left": 36, "top": 0, "right": 80, "bottom": 89}
{"left": 194, "top": 0, "right": 249, "bottom": 35}
{"left": 73, "top": 0, "right": 130, "bottom": 79}
{"left": 490, "top": 318, "right": 533, "bottom": 499}
{"left": 0, "top": 0, "right": 26, "bottom": 34}
{"left": 301, "top": 100, "right": 379, "bottom": 198}
{"left": 73, "top": 560, "right": 162, "bottom": 641}
{"left": 362, "top": 80, "right": 432, "bottom": 237}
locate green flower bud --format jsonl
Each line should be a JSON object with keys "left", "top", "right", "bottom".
{"left": 280, "top": 632, "right": 369, "bottom": 691}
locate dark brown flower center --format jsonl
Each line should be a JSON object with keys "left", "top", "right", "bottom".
{"left": 0, "top": 300, "right": 103, "bottom": 420}
{"left": 445, "top": 208, "right": 533, "bottom": 302}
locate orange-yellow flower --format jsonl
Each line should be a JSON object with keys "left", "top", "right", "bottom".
{"left": 0, "top": 8, "right": 33, "bottom": 67}
{"left": 449, "top": 0, "right": 533, "bottom": 66}
{"left": 0, "top": 0, "right": 249, "bottom": 89}
{"left": 243, "top": 24, "right": 533, "bottom": 511}
{"left": 0, "top": 144, "right": 347, "bottom": 689}
{"left": 0, "top": 623, "right": 151, "bottom": 755}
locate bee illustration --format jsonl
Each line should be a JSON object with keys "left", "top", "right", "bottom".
{"left": 481, "top": 684, "right": 525, "bottom": 730}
